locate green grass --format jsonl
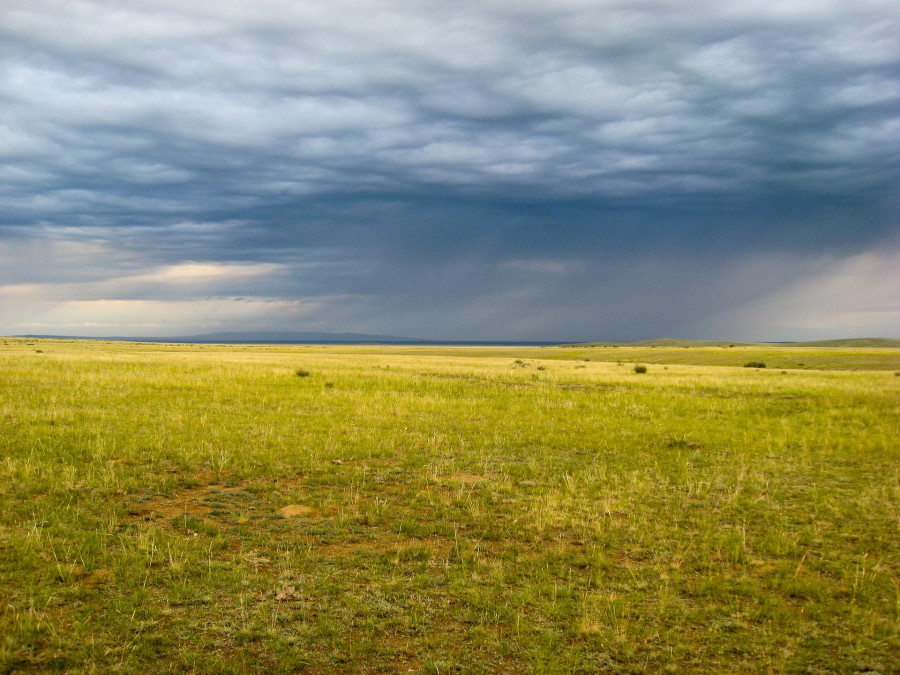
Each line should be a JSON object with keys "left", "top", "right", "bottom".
{"left": 1, "top": 338, "right": 898, "bottom": 673}
{"left": 316, "top": 343, "right": 900, "bottom": 371}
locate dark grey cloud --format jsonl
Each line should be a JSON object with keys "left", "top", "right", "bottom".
{"left": 1, "top": 0, "right": 898, "bottom": 339}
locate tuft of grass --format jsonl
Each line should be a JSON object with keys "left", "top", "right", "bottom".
{"left": 744, "top": 361, "right": 766, "bottom": 368}
{"left": 295, "top": 368, "right": 311, "bottom": 377}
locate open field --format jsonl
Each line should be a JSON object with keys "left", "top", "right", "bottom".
{"left": 1, "top": 339, "right": 898, "bottom": 673}
{"left": 332, "top": 343, "right": 900, "bottom": 372}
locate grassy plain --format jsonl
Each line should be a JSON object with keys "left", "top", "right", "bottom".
{"left": 1, "top": 338, "right": 898, "bottom": 673}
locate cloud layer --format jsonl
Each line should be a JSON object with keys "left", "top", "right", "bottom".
{"left": 1, "top": 0, "right": 898, "bottom": 339}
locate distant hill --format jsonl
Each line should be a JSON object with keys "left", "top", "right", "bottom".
{"left": 168, "top": 331, "right": 421, "bottom": 344}
{"left": 570, "top": 338, "right": 755, "bottom": 348}
{"left": 570, "top": 337, "right": 900, "bottom": 348}
{"left": 629, "top": 339, "right": 756, "bottom": 347}
{"left": 787, "top": 338, "right": 900, "bottom": 348}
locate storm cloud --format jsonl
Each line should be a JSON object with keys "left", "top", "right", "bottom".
{"left": 1, "top": 0, "right": 898, "bottom": 340}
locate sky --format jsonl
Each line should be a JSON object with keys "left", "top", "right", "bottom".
{"left": 1, "top": 0, "right": 898, "bottom": 342}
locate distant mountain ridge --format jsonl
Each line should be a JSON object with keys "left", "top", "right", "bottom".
{"left": 19, "top": 330, "right": 422, "bottom": 344}
{"left": 173, "top": 331, "right": 421, "bottom": 344}
{"left": 16, "top": 331, "right": 559, "bottom": 345}
{"left": 14, "top": 334, "right": 898, "bottom": 347}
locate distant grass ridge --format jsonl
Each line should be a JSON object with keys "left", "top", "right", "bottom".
{"left": 789, "top": 337, "right": 900, "bottom": 348}
{"left": 571, "top": 337, "right": 900, "bottom": 349}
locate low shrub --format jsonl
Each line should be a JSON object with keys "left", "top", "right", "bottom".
{"left": 295, "top": 369, "right": 311, "bottom": 377}
{"left": 634, "top": 364, "right": 647, "bottom": 374}
{"left": 744, "top": 362, "right": 766, "bottom": 368}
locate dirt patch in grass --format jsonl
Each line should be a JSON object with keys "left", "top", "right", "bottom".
{"left": 124, "top": 482, "right": 264, "bottom": 524}
{"left": 278, "top": 504, "right": 316, "bottom": 518}
{"left": 125, "top": 488, "right": 213, "bottom": 521}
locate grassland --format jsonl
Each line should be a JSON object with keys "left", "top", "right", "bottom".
{"left": 1, "top": 338, "right": 898, "bottom": 673}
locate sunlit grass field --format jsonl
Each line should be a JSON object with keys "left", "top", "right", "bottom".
{"left": 1, "top": 339, "right": 898, "bottom": 673}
